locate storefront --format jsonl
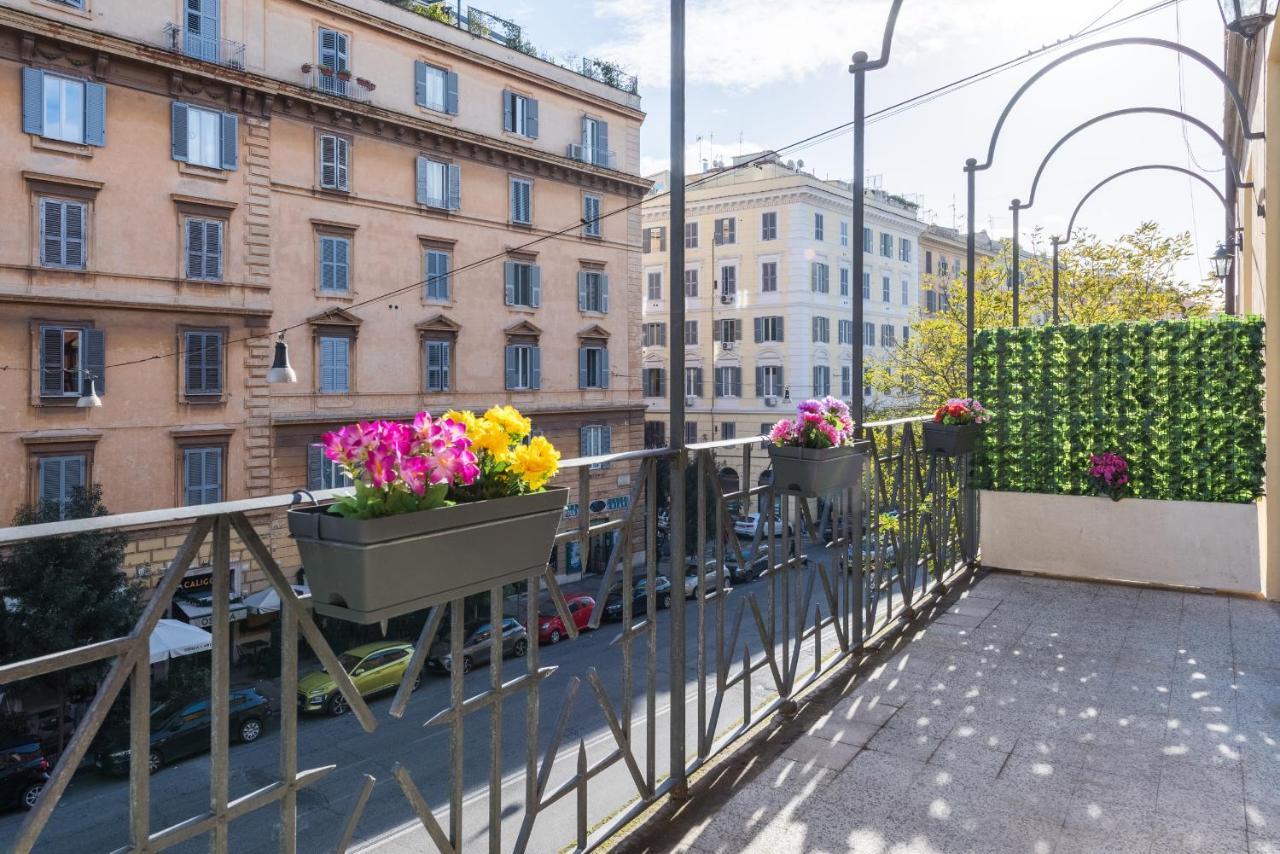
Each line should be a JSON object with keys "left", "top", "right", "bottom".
{"left": 170, "top": 562, "right": 252, "bottom": 657}
{"left": 552, "top": 495, "right": 630, "bottom": 577}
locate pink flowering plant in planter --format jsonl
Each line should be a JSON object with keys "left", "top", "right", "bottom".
{"left": 932, "top": 398, "right": 993, "bottom": 426}
{"left": 1089, "top": 452, "right": 1130, "bottom": 502}
{"left": 767, "top": 397, "right": 858, "bottom": 449}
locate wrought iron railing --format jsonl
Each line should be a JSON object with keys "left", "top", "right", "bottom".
{"left": 162, "top": 23, "right": 246, "bottom": 70}
{"left": 566, "top": 143, "right": 617, "bottom": 169}
{"left": 303, "top": 68, "right": 373, "bottom": 104}
{"left": 0, "top": 417, "right": 975, "bottom": 853}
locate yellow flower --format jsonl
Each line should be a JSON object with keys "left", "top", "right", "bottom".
{"left": 511, "top": 435, "right": 560, "bottom": 491}
{"left": 483, "top": 405, "right": 531, "bottom": 439}
{"left": 443, "top": 409, "right": 477, "bottom": 432}
{"left": 468, "top": 417, "right": 513, "bottom": 460}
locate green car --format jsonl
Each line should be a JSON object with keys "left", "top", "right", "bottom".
{"left": 297, "top": 641, "right": 420, "bottom": 716}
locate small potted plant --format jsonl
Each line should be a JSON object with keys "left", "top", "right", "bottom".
{"left": 356, "top": 77, "right": 376, "bottom": 91}
{"left": 317, "top": 64, "right": 334, "bottom": 77}
{"left": 288, "top": 407, "right": 566, "bottom": 624}
{"left": 336, "top": 68, "right": 353, "bottom": 82}
{"left": 922, "top": 397, "right": 991, "bottom": 456}
{"left": 1089, "top": 452, "right": 1129, "bottom": 501}
{"left": 300, "top": 62, "right": 313, "bottom": 74}
{"left": 765, "top": 397, "right": 867, "bottom": 497}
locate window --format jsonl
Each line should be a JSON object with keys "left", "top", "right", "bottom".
{"left": 425, "top": 248, "right": 450, "bottom": 301}
{"left": 685, "top": 422, "right": 699, "bottom": 444}
{"left": 583, "top": 195, "right": 601, "bottom": 237}
{"left": 642, "top": 323, "right": 667, "bottom": 347}
{"left": 814, "top": 212, "right": 824, "bottom": 241}
{"left": 881, "top": 274, "right": 891, "bottom": 303}
{"left": 318, "top": 336, "right": 350, "bottom": 393}
{"left": 317, "top": 28, "right": 350, "bottom": 93}
{"left": 171, "top": 103, "right": 237, "bottom": 170}
{"left": 714, "top": 217, "right": 736, "bottom": 245}
{"left": 183, "top": 330, "right": 223, "bottom": 397}
{"left": 838, "top": 320, "right": 853, "bottom": 345}
{"left": 684, "top": 222, "right": 698, "bottom": 248}
{"left": 39, "top": 325, "right": 103, "bottom": 398}
{"left": 925, "top": 290, "right": 937, "bottom": 313}
{"left": 881, "top": 324, "right": 896, "bottom": 348}
{"left": 901, "top": 279, "right": 909, "bottom": 305}
{"left": 39, "top": 198, "right": 86, "bottom": 269}
{"left": 37, "top": 454, "right": 86, "bottom": 519}
{"left": 504, "top": 343, "right": 540, "bottom": 390}
{"left": 510, "top": 177, "right": 532, "bottom": 224}
{"left": 39, "top": 74, "right": 82, "bottom": 144}
{"left": 184, "top": 217, "right": 223, "bottom": 281}
{"left": 579, "top": 344, "right": 609, "bottom": 388}
{"left": 757, "top": 365, "right": 783, "bottom": 397}
{"left": 714, "top": 319, "right": 742, "bottom": 343}
{"left": 578, "top": 270, "right": 608, "bottom": 313}
{"left": 647, "top": 271, "right": 662, "bottom": 301}
{"left": 811, "top": 262, "right": 829, "bottom": 294}
{"left": 643, "top": 227, "right": 667, "bottom": 253}
{"left": 938, "top": 259, "right": 949, "bottom": 276}
{"left": 862, "top": 271, "right": 870, "bottom": 299}
{"left": 581, "top": 426, "right": 611, "bottom": 467}
{"left": 759, "top": 424, "right": 773, "bottom": 448}
{"left": 761, "top": 261, "right": 778, "bottom": 293}
{"left": 318, "top": 133, "right": 350, "bottom": 191}
{"left": 183, "top": 447, "right": 223, "bottom": 506}
{"left": 839, "top": 267, "right": 849, "bottom": 297}
{"left": 504, "top": 261, "right": 541, "bottom": 307}
{"left": 22, "top": 69, "right": 104, "bottom": 147}
{"left": 414, "top": 61, "right": 457, "bottom": 114}
{"left": 683, "top": 268, "right": 699, "bottom": 298}
{"left": 720, "top": 423, "right": 736, "bottom": 441}
{"left": 812, "top": 316, "right": 830, "bottom": 344}
{"left": 925, "top": 250, "right": 934, "bottom": 274}
{"left": 864, "top": 322, "right": 875, "bottom": 346}
{"left": 841, "top": 366, "right": 852, "bottom": 398}
{"left": 813, "top": 366, "right": 831, "bottom": 397}
{"left": 502, "top": 90, "right": 539, "bottom": 138}
{"left": 424, "top": 339, "right": 451, "bottom": 392}
{"left": 899, "top": 237, "right": 912, "bottom": 262}
{"left": 755, "top": 316, "right": 784, "bottom": 343}
{"left": 714, "top": 367, "right": 742, "bottom": 398}
{"left": 580, "top": 116, "right": 610, "bottom": 166}
{"left": 840, "top": 221, "right": 849, "bottom": 247}
{"left": 318, "top": 235, "right": 350, "bottom": 293}
{"left": 880, "top": 233, "right": 893, "bottom": 257}
{"left": 415, "top": 156, "right": 461, "bottom": 210}
{"left": 308, "top": 444, "right": 352, "bottom": 490}
{"left": 863, "top": 227, "right": 873, "bottom": 253}
{"left": 902, "top": 326, "right": 910, "bottom": 344}
{"left": 684, "top": 320, "right": 698, "bottom": 345}
{"left": 684, "top": 367, "right": 703, "bottom": 396}
{"left": 642, "top": 368, "right": 665, "bottom": 397}
{"left": 720, "top": 265, "right": 737, "bottom": 298}
{"left": 761, "top": 212, "right": 777, "bottom": 241}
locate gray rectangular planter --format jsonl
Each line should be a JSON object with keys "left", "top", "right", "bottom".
{"left": 922, "top": 422, "right": 982, "bottom": 456}
{"left": 288, "top": 487, "right": 568, "bottom": 624}
{"left": 766, "top": 443, "right": 868, "bottom": 497}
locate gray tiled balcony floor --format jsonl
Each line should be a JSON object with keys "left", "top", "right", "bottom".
{"left": 666, "top": 572, "right": 1280, "bottom": 854}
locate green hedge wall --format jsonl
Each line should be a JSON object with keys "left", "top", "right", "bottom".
{"left": 971, "top": 316, "right": 1265, "bottom": 503}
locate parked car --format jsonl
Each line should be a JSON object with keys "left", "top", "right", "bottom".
{"left": 0, "top": 739, "right": 49, "bottom": 810}
{"left": 683, "top": 558, "right": 730, "bottom": 598}
{"left": 602, "top": 577, "right": 673, "bottom": 621}
{"left": 95, "top": 687, "right": 271, "bottom": 775}
{"left": 733, "top": 513, "right": 795, "bottom": 539}
{"left": 426, "top": 618, "right": 528, "bottom": 673}
{"left": 537, "top": 594, "right": 595, "bottom": 644}
{"left": 297, "top": 640, "right": 418, "bottom": 716}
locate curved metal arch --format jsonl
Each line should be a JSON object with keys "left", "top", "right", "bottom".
{"left": 973, "top": 37, "right": 1263, "bottom": 172}
{"left": 1061, "top": 164, "right": 1226, "bottom": 245}
{"left": 1016, "top": 107, "right": 1250, "bottom": 211}
{"left": 849, "top": 0, "right": 905, "bottom": 71}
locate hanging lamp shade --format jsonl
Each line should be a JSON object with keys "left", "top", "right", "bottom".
{"left": 266, "top": 333, "right": 297, "bottom": 384}
{"left": 77, "top": 375, "right": 102, "bottom": 408}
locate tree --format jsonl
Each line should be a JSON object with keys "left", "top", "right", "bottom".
{"left": 0, "top": 485, "right": 142, "bottom": 755}
{"left": 868, "top": 223, "right": 1216, "bottom": 405}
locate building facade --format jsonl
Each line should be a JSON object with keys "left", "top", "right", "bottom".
{"left": 0, "top": 0, "right": 648, "bottom": 612}
{"left": 638, "top": 155, "right": 925, "bottom": 474}
{"left": 917, "top": 224, "right": 1000, "bottom": 316}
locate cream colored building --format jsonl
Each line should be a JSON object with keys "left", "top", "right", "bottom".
{"left": 0, "top": 0, "right": 648, "bottom": 597}
{"left": 918, "top": 224, "right": 999, "bottom": 316}
{"left": 638, "top": 155, "right": 925, "bottom": 485}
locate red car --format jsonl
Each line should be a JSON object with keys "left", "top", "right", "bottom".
{"left": 537, "top": 594, "right": 595, "bottom": 644}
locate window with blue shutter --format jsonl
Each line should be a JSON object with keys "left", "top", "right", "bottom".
{"left": 39, "top": 325, "right": 104, "bottom": 398}
{"left": 183, "top": 446, "right": 223, "bottom": 506}
{"left": 171, "top": 103, "right": 237, "bottom": 169}
{"left": 864, "top": 322, "right": 875, "bottom": 347}
{"left": 901, "top": 279, "right": 909, "bottom": 305}
{"left": 881, "top": 324, "right": 895, "bottom": 347}
{"left": 840, "top": 221, "right": 849, "bottom": 247}
{"left": 319, "top": 133, "right": 349, "bottom": 191}
{"left": 862, "top": 227, "right": 873, "bottom": 253}
{"left": 503, "top": 91, "right": 537, "bottom": 137}
{"left": 184, "top": 0, "right": 221, "bottom": 62}
{"left": 578, "top": 344, "right": 608, "bottom": 389}
{"left": 761, "top": 261, "right": 778, "bottom": 292}
{"left": 416, "top": 156, "right": 460, "bottom": 210}
{"left": 184, "top": 217, "right": 223, "bottom": 281}
{"left": 307, "top": 443, "right": 352, "bottom": 490}
{"left": 813, "top": 366, "right": 831, "bottom": 397}
{"left": 880, "top": 232, "right": 893, "bottom": 257}
{"left": 414, "top": 61, "right": 451, "bottom": 112}
{"left": 424, "top": 340, "right": 451, "bottom": 392}
{"left": 318, "top": 335, "right": 350, "bottom": 393}
{"left": 814, "top": 213, "right": 824, "bottom": 241}
{"left": 582, "top": 425, "right": 611, "bottom": 470}
{"left": 39, "top": 198, "right": 86, "bottom": 269}
{"left": 510, "top": 177, "right": 532, "bottom": 225}
{"left": 839, "top": 267, "right": 850, "bottom": 296}
{"left": 317, "top": 28, "right": 349, "bottom": 96}
{"left": 319, "top": 235, "right": 350, "bottom": 293}
{"left": 583, "top": 195, "right": 601, "bottom": 237}
{"left": 581, "top": 116, "right": 608, "bottom": 166}
{"left": 23, "top": 69, "right": 104, "bottom": 146}
{"left": 842, "top": 367, "right": 852, "bottom": 398}
{"left": 862, "top": 271, "right": 871, "bottom": 299}
{"left": 504, "top": 261, "right": 539, "bottom": 307}
{"left": 504, "top": 344, "right": 538, "bottom": 390}
{"left": 899, "top": 237, "right": 913, "bottom": 262}
{"left": 38, "top": 454, "right": 86, "bottom": 519}
{"left": 578, "top": 271, "right": 607, "bottom": 313}
{"left": 183, "top": 330, "right": 223, "bottom": 396}
{"left": 425, "top": 249, "right": 450, "bottom": 301}
{"left": 761, "top": 212, "right": 777, "bottom": 241}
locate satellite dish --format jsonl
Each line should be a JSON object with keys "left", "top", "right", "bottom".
{"left": 797, "top": 159, "right": 805, "bottom": 168}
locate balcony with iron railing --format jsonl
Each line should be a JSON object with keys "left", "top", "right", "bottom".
{"left": 162, "top": 23, "right": 246, "bottom": 70}
{"left": 567, "top": 143, "right": 617, "bottom": 169}
{"left": 300, "top": 66, "right": 373, "bottom": 104}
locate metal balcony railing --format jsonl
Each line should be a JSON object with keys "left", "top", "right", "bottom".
{"left": 0, "top": 417, "right": 976, "bottom": 853}
{"left": 163, "top": 23, "right": 246, "bottom": 70}
{"left": 303, "top": 68, "right": 373, "bottom": 104}
{"left": 567, "top": 143, "right": 617, "bottom": 169}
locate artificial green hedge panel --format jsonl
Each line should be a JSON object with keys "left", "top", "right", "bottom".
{"left": 971, "top": 316, "right": 1265, "bottom": 503}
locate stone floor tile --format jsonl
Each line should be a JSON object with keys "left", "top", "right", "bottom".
{"left": 828, "top": 692, "right": 902, "bottom": 726}
{"left": 779, "top": 734, "right": 860, "bottom": 771}
{"left": 865, "top": 726, "right": 942, "bottom": 762}
{"left": 1053, "top": 829, "right": 1156, "bottom": 854}
{"left": 1147, "top": 816, "right": 1249, "bottom": 853}
{"left": 804, "top": 714, "right": 880, "bottom": 748}
{"left": 1081, "top": 744, "right": 1164, "bottom": 782}
{"left": 1154, "top": 779, "right": 1246, "bottom": 834}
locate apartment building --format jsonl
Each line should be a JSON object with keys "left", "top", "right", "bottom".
{"left": 918, "top": 224, "right": 1000, "bottom": 316}
{"left": 638, "top": 154, "right": 924, "bottom": 483}
{"left": 0, "top": 0, "right": 648, "bottom": 606}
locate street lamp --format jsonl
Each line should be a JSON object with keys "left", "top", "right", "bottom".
{"left": 1210, "top": 242, "right": 1235, "bottom": 282}
{"left": 75, "top": 370, "right": 102, "bottom": 408}
{"left": 266, "top": 331, "right": 297, "bottom": 384}
{"left": 1218, "top": 0, "right": 1275, "bottom": 38}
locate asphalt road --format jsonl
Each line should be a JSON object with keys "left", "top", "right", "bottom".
{"left": 0, "top": 543, "right": 847, "bottom": 854}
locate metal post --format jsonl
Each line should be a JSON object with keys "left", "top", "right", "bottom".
{"left": 1226, "top": 166, "right": 1238, "bottom": 315}
{"left": 1010, "top": 201, "right": 1021, "bottom": 327}
{"left": 1051, "top": 238, "right": 1061, "bottom": 323}
{"left": 964, "top": 159, "right": 976, "bottom": 395}
{"left": 850, "top": 51, "right": 867, "bottom": 423}
{"left": 667, "top": 0, "right": 688, "bottom": 803}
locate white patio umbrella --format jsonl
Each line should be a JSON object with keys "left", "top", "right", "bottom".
{"left": 149, "top": 619, "right": 212, "bottom": 664}
{"left": 242, "top": 584, "right": 310, "bottom": 615}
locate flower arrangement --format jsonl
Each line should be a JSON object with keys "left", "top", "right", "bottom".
{"left": 767, "top": 397, "right": 857, "bottom": 449}
{"left": 300, "top": 62, "right": 313, "bottom": 74}
{"left": 317, "top": 64, "right": 334, "bottom": 77}
{"left": 1089, "top": 452, "right": 1129, "bottom": 501}
{"left": 321, "top": 406, "right": 559, "bottom": 520}
{"left": 932, "top": 398, "right": 992, "bottom": 426}
{"left": 336, "top": 68, "right": 353, "bottom": 81}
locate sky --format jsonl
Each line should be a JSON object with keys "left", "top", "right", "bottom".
{"left": 484, "top": 0, "right": 1233, "bottom": 284}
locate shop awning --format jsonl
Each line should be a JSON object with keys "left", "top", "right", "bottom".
{"left": 174, "top": 590, "right": 249, "bottom": 628}
{"left": 149, "top": 619, "right": 212, "bottom": 664}
{"left": 243, "top": 584, "right": 310, "bottom": 615}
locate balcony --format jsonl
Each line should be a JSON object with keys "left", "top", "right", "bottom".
{"left": 162, "top": 24, "right": 246, "bottom": 70}
{"left": 300, "top": 67, "right": 373, "bottom": 104}
{"left": 567, "top": 143, "right": 617, "bottom": 169}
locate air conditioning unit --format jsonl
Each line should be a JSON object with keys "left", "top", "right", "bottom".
{"left": 685, "top": 395, "right": 697, "bottom": 408}
{"left": 764, "top": 395, "right": 779, "bottom": 407}
{"left": 721, "top": 341, "right": 734, "bottom": 351}
{"left": 720, "top": 294, "right": 734, "bottom": 305}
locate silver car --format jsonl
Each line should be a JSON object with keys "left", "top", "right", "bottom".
{"left": 427, "top": 617, "right": 529, "bottom": 674}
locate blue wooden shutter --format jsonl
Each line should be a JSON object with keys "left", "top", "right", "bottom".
{"left": 445, "top": 71, "right": 459, "bottom": 114}
{"left": 601, "top": 274, "right": 609, "bottom": 313}
{"left": 530, "top": 265, "right": 542, "bottom": 307}
{"left": 84, "top": 328, "right": 105, "bottom": 395}
{"left": 530, "top": 346, "right": 541, "bottom": 389}
{"left": 601, "top": 347, "right": 609, "bottom": 388}
{"left": 502, "top": 90, "right": 514, "bottom": 132}
{"left": 594, "top": 121, "right": 609, "bottom": 166}
{"left": 577, "top": 272, "right": 588, "bottom": 311}
{"left": 438, "top": 341, "right": 451, "bottom": 390}
{"left": 753, "top": 317, "right": 762, "bottom": 343}
{"left": 320, "top": 134, "right": 337, "bottom": 188}
{"left": 503, "top": 262, "right": 516, "bottom": 305}
{"left": 307, "top": 443, "right": 324, "bottom": 490}
{"left": 446, "top": 164, "right": 461, "bottom": 210}
{"left": 84, "top": 82, "right": 106, "bottom": 146}
{"left": 171, "top": 102, "right": 189, "bottom": 161}
{"left": 332, "top": 338, "right": 349, "bottom": 392}
{"left": 39, "top": 326, "right": 63, "bottom": 395}
{"left": 504, "top": 345, "right": 517, "bottom": 389}
{"left": 205, "top": 220, "right": 223, "bottom": 280}
{"left": 184, "top": 449, "right": 203, "bottom": 505}
{"left": 414, "top": 60, "right": 428, "bottom": 107}
{"left": 63, "top": 202, "right": 85, "bottom": 269}
{"left": 39, "top": 200, "right": 61, "bottom": 267}
{"left": 219, "top": 112, "right": 238, "bottom": 170}
{"left": 415, "top": 156, "right": 430, "bottom": 205}
{"left": 22, "top": 68, "right": 44, "bottom": 135}
{"left": 525, "top": 98, "right": 539, "bottom": 138}
{"left": 578, "top": 347, "right": 588, "bottom": 388}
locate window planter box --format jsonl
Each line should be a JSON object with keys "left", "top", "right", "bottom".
{"left": 766, "top": 443, "right": 868, "bottom": 498}
{"left": 922, "top": 422, "right": 982, "bottom": 456}
{"left": 979, "top": 490, "right": 1264, "bottom": 595}
{"left": 288, "top": 487, "right": 568, "bottom": 624}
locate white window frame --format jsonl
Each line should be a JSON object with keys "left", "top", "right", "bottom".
{"left": 42, "top": 73, "right": 85, "bottom": 144}
{"left": 647, "top": 271, "right": 662, "bottom": 301}
{"left": 582, "top": 424, "right": 610, "bottom": 470}
{"left": 185, "top": 104, "right": 223, "bottom": 169}
{"left": 760, "top": 365, "right": 783, "bottom": 397}
{"left": 420, "top": 63, "right": 448, "bottom": 112}
{"left": 509, "top": 344, "right": 536, "bottom": 390}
